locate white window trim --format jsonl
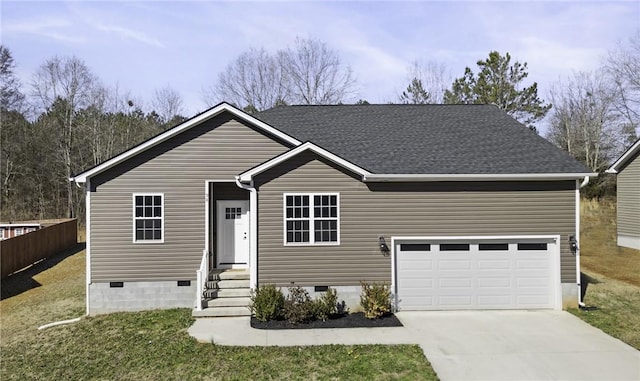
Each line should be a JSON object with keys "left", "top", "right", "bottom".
{"left": 283, "top": 193, "right": 340, "bottom": 246}
{"left": 0, "top": 228, "right": 5, "bottom": 239}
{"left": 132, "top": 193, "right": 165, "bottom": 244}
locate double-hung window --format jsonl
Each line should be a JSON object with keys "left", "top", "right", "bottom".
{"left": 133, "top": 194, "right": 164, "bottom": 243}
{"left": 284, "top": 193, "right": 339, "bottom": 245}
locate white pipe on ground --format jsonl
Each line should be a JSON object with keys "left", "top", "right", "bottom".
{"left": 38, "top": 317, "right": 82, "bottom": 330}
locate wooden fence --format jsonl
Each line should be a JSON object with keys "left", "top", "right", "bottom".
{"left": 1, "top": 218, "right": 78, "bottom": 279}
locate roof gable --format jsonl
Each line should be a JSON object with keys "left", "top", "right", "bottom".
{"left": 606, "top": 138, "right": 640, "bottom": 174}
{"left": 238, "top": 142, "right": 371, "bottom": 183}
{"left": 71, "top": 102, "right": 301, "bottom": 183}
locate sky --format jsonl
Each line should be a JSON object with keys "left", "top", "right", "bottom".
{"left": 2, "top": 0, "right": 639, "bottom": 130}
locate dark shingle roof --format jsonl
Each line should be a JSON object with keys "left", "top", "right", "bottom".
{"left": 255, "top": 104, "right": 591, "bottom": 175}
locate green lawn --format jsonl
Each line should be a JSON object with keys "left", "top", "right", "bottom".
{"left": 1, "top": 241, "right": 438, "bottom": 380}
{"left": 568, "top": 199, "right": 640, "bottom": 350}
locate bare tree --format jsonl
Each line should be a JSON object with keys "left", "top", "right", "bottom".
{"left": 605, "top": 31, "right": 640, "bottom": 145}
{"left": 205, "top": 48, "right": 289, "bottom": 112}
{"left": 547, "top": 71, "right": 623, "bottom": 172}
{"left": 399, "top": 59, "right": 451, "bottom": 104}
{"left": 31, "top": 55, "right": 96, "bottom": 218}
{"left": 151, "top": 85, "right": 184, "bottom": 124}
{"left": 282, "top": 37, "right": 356, "bottom": 105}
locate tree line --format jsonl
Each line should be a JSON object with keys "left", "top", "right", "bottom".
{"left": 1, "top": 33, "right": 638, "bottom": 221}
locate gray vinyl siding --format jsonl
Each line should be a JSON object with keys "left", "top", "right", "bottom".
{"left": 90, "top": 114, "right": 289, "bottom": 282}
{"left": 617, "top": 151, "right": 640, "bottom": 239}
{"left": 255, "top": 152, "right": 577, "bottom": 286}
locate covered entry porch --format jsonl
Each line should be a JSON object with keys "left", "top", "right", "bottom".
{"left": 195, "top": 181, "right": 254, "bottom": 315}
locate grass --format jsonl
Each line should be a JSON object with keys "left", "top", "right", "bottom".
{"left": 568, "top": 198, "right": 640, "bottom": 350}
{"left": 1, "top": 234, "right": 438, "bottom": 380}
{"left": 579, "top": 198, "right": 640, "bottom": 286}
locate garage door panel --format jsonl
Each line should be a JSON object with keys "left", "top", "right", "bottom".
{"left": 517, "top": 259, "right": 549, "bottom": 269}
{"left": 478, "top": 259, "right": 510, "bottom": 270}
{"left": 478, "top": 295, "right": 511, "bottom": 306}
{"left": 477, "top": 278, "right": 511, "bottom": 288}
{"left": 517, "top": 277, "right": 549, "bottom": 287}
{"left": 439, "top": 278, "right": 473, "bottom": 288}
{"left": 396, "top": 238, "right": 556, "bottom": 311}
{"left": 438, "top": 295, "right": 473, "bottom": 307}
{"left": 439, "top": 259, "right": 472, "bottom": 270}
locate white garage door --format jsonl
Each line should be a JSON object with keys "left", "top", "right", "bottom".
{"left": 395, "top": 238, "right": 557, "bottom": 310}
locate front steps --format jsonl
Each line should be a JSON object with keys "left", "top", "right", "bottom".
{"left": 193, "top": 269, "right": 251, "bottom": 317}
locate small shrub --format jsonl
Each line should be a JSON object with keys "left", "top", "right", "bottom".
{"left": 360, "top": 281, "right": 391, "bottom": 319}
{"left": 284, "top": 286, "right": 315, "bottom": 324}
{"left": 313, "top": 287, "right": 339, "bottom": 321}
{"left": 249, "top": 284, "right": 284, "bottom": 322}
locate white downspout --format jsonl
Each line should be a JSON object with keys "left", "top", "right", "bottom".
{"left": 235, "top": 176, "right": 258, "bottom": 290}
{"left": 85, "top": 179, "right": 91, "bottom": 315}
{"left": 576, "top": 176, "right": 590, "bottom": 308}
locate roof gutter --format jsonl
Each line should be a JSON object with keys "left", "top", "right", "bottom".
{"left": 363, "top": 173, "right": 598, "bottom": 182}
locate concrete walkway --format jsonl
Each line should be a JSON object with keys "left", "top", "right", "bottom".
{"left": 188, "top": 310, "right": 640, "bottom": 381}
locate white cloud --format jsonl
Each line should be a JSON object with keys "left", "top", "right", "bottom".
{"left": 3, "top": 18, "right": 86, "bottom": 43}
{"left": 94, "top": 24, "right": 165, "bottom": 48}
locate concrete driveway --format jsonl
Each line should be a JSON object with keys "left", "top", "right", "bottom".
{"left": 397, "top": 310, "right": 640, "bottom": 381}
{"left": 189, "top": 310, "right": 640, "bottom": 380}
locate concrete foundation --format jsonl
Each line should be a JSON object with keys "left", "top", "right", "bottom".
{"left": 88, "top": 280, "right": 196, "bottom": 315}
{"left": 281, "top": 285, "right": 364, "bottom": 312}
{"left": 561, "top": 282, "right": 579, "bottom": 309}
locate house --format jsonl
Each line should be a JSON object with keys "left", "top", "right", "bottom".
{"left": 0, "top": 222, "right": 41, "bottom": 240}
{"left": 606, "top": 138, "right": 640, "bottom": 250}
{"left": 70, "top": 103, "right": 595, "bottom": 316}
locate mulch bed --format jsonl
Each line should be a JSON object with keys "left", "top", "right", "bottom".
{"left": 250, "top": 312, "right": 403, "bottom": 330}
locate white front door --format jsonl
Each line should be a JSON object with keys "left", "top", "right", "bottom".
{"left": 216, "top": 200, "right": 249, "bottom": 268}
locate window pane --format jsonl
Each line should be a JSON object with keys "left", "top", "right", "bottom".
{"left": 330, "top": 231, "right": 337, "bottom": 241}
{"left": 287, "top": 232, "right": 293, "bottom": 243}
{"left": 154, "top": 196, "right": 161, "bottom": 205}
{"left": 518, "top": 243, "right": 548, "bottom": 251}
{"left": 294, "top": 232, "right": 301, "bottom": 242}
{"left": 153, "top": 219, "right": 161, "bottom": 229}
{"left": 315, "top": 231, "right": 321, "bottom": 242}
{"left": 302, "top": 196, "right": 309, "bottom": 206}
{"left": 153, "top": 230, "right": 161, "bottom": 240}
{"left": 154, "top": 206, "right": 162, "bottom": 217}
{"left": 135, "top": 196, "right": 143, "bottom": 205}
{"left": 145, "top": 196, "right": 152, "bottom": 205}
{"left": 330, "top": 206, "right": 337, "bottom": 218}
{"left": 330, "top": 195, "right": 336, "bottom": 205}
{"left": 136, "top": 230, "right": 144, "bottom": 240}
{"left": 135, "top": 207, "right": 144, "bottom": 217}
{"left": 440, "top": 243, "right": 470, "bottom": 251}
{"left": 302, "top": 231, "right": 309, "bottom": 242}
{"left": 144, "top": 230, "right": 153, "bottom": 240}
{"left": 136, "top": 220, "right": 144, "bottom": 229}
{"left": 314, "top": 195, "right": 320, "bottom": 205}
{"left": 400, "top": 244, "right": 431, "bottom": 251}
{"left": 302, "top": 207, "right": 309, "bottom": 218}
{"left": 286, "top": 196, "right": 293, "bottom": 207}
{"left": 479, "top": 243, "right": 509, "bottom": 251}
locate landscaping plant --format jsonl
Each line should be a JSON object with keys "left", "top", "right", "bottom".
{"left": 249, "top": 284, "right": 285, "bottom": 322}
{"left": 360, "top": 281, "right": 391, "bottom": 319}
{"left": 284, "top": 286, "right": 315, "bottom": 324}
{"left": 313, "top": 287, "right": 339, "bottom": 321}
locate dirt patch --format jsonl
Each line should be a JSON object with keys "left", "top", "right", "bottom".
{"left": 251, "top": 312, "right": 403, "bottom": 329}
